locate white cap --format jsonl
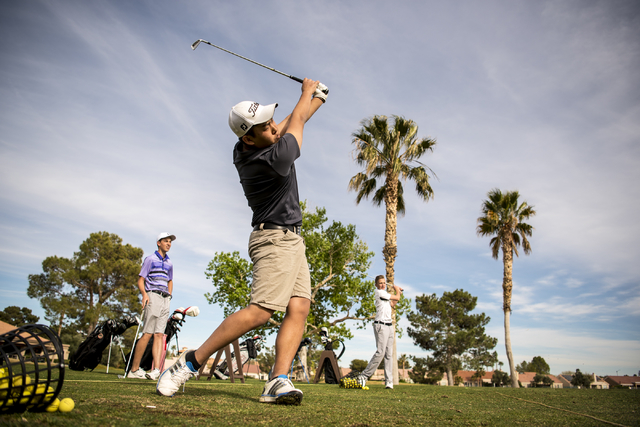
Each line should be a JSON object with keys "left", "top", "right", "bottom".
{"left": 228, "top": 101, "right": 277, "bottom": 138}
{"left": 157, "top": 232, "right": 176, "bottom": 242}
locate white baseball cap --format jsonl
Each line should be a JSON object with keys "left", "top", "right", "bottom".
{"left": 229, "top": 101, "right": 278, "bottom": 138}
{"left": 157, "top": 232, "right": 176, "bottom": 242}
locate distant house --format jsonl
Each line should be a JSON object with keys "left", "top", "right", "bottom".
{"left": 558, "top": 373, "right": 610, "bottom": 389}
{"left": 515, "top": 372, "right": 563, "bottom": 388}
{"left": 604, "top": 375, "right": 640, "bottom": 389}
{"left": 431, "top": 371, "right": 563, "bottom": 388}
{"left": 367, "top": 367, "right": 412, "bottom": 382}
{"left": 0, "top": 320, "right": 70, "bottom": 362}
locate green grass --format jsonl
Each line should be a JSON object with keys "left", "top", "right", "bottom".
{"left": 1, "top": 367, "right": 638, "bottom": 426}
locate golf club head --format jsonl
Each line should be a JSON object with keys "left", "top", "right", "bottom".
{"left": 184, "top": 306, "right": 200, "bottom": 317}
{"left": 191, "top": 39, "right": 203, "bottom": 50}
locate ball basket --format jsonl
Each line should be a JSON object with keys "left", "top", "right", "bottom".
{"left": 0, "top": 324, "right": 65, "bottom": 414}
{"left": 339, "top": 370, "right": 365, "bottom": 389}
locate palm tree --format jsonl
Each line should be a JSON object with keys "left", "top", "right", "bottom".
{"left": 476, "top": 189, "right": 535, "bottom": 388}
{"left": 349, "top": 115, "right": 436, "bottom": 384}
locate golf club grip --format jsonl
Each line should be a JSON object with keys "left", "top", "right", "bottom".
{"left": 291, "top": 76, "right": 330, "bottom": 95}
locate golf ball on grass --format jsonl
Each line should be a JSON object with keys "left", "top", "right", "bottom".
{"left": 58, "top": 397, "right": 74, "bottom": 412}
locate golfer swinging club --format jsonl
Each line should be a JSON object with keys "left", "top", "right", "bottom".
{"left": 358, "top": 275, "right": 403, "bottom": 389}
{"left": 156, "top": 77, "right": 328, "bottom": 405}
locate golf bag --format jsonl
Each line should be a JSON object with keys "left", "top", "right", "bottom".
{"left": 212, "top": 335, "right": 264, "bottom": 380}
{"left": 69, "top": 316, "right": 139, "bottom": 371}
{"left": 124, "top": 306, "right": 199, "bottom": 374}
{"left": 319, "top": 327, "right": 345, "bottom": 385}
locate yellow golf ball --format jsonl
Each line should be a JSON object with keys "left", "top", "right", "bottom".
{"left": 46, "top": 398, "right": 60, "bottom": 412}
{"left": 363, "top": 386, "right": 369, "bottom": 390}
{"left": 17, "top": 391, "right": 32, "bottom": 405}
{"left": 58, "top": 397, "right": 74, "bottom": 412}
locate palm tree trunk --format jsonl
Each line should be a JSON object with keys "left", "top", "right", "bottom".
{"left": 502, "top": 239, "right": 519, "bottom": 388}
{"left": 383, "top": 173, "right": 399, "bottom": 385}
{"left": 504, "top": 310, "right": 518, "bottom": 388}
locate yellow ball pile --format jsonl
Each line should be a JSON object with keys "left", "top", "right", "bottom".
{"left": 0, "top": 369, "right": 73, "bottom": 413}
{"left": 339, "top": 377, "right": 364, "bottom": 389}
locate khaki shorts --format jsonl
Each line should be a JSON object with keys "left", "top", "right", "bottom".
{"left": 142, "top": 292, "right": 170, "bottom": 334}
{"left": 248, "top": 229, "right": 311, "bottom": 312}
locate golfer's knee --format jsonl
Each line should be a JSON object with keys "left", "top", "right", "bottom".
{"left": 286, "top": 297, "right": 310, "bottom": 318}
{"left": 246, "top": 304, "right": 274, "bottom": 325}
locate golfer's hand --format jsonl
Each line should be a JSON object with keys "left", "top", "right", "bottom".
{"left": 301, "top": 78, "right": 319, "bottom": 96}
{"left": 313, "top": 82, "right": 329, "bottom": 103}
{"left": 142, "top": 293, "right": 149, "bottom": 309}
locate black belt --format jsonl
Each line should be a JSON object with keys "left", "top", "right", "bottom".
{"left": 253, "top": 223, "right": 301, "bottom": 235}
{"left": 149, "top": 290, "right": 171, "bottom": 299}
{"left": 374, "top": 321, "right": 392, "bottom": 326}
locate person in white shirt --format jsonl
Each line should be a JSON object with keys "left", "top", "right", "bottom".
{"left": 358, "top": 275, "right": 403, "bottom": 389}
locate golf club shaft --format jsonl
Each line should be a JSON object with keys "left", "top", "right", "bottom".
{"left": 191, "top": 39, "right": 304, "bottom": 83}
{"left": 124, "top": 307, "right": 145, "bottom": 376}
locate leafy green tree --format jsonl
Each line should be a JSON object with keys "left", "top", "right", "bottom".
{"left": 465, "top": 348, "right": 498, "bottom": 374}
{"left": 571, "top": 369, "right": 593, "bottom": 388}
{"left": 529, "top": 356, "right": 551, "bottom": 374}
{"left": 491, "top": 370, "right": 510, "bottom": 387}
{"left": 349, "top": 115, "right": 436, "bottom": 384}
{"left": 398, "top": 353, "right": 411, "bottom": 370}
{"left": 28, "top": 232, "right": 143, "bottom": 335}
{"left": 517, "top": 356, "right": 550, "bottom": 374}
{"left": 531, "top": 373, "right": 554, "bottom": 387}
{"left": 516, "top": 360, "right": 530, "bottom": 374}
{"left": 532, "top": 373, "right": 545, "bottom": 387}
{"left": 349, "top": 359, "right": 368, "bottom": 372}
{"left": 409, "top": 355, "right": 460, "bottom": 385}
{"left": 204, "top": 204, "right": 410, "bottom": 352}
{"left": 407, "top": 289, "right": 497, "bottom": 386}
{"left": 257, "top": 345, "right": 276, "bottom": 376}
{"left": 0, "top": 306, "right": 40, "bottom": 327}
{"left": 477, "top": 189, "right": 536, "bottom": 388}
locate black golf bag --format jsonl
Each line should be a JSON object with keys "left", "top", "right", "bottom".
{"left": 212, "top": 335, "right": 264, "bottom": 380}
{"left": 69, "top": 316, "right": 139, "bottom": 371}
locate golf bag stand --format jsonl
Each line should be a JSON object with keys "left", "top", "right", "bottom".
{"left": 289, "top": 337, "right": 312, "bottom": 383}
{"left": 201, "top": 339, "right": 245, "bottom": 383}
{"left": 313, "top": 328, "right": 345, "bottom": 384}
{"left": 314, "top": 350, "right": 341, "bottom": 384}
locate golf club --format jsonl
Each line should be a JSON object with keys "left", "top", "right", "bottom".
{"left": 122, "top": 308, "right": 144, "bottom": 379}
{"left": 191, "top": 39, "right": 328, "bottom": 94}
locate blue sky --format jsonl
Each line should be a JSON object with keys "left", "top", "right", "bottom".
{"left": 1, "top": 0, "right": 638, "bottom": 376}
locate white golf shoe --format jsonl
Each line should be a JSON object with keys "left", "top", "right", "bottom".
{"left": 156, "top": 350, "right": 197, "bottom": 396}
{"left": 146, "top": 368, "right": 161, "bottom": 380}
{"left": 127, "top": 368, "right": 146, "bottom": 379}
{"left": 259, "top": 375, "right": 303, "bottom": 405}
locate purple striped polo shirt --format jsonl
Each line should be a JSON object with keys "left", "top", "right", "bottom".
{"left": 139, "top": 251, "right": 173, "bottom": 292}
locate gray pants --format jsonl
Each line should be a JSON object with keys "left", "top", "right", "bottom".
{"left": 362, "top": 323, "right": 394, "bottom": 384}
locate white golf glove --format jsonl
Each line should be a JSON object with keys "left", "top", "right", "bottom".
{"left": 313, "top": 82, "right": 329, "bottom": 103}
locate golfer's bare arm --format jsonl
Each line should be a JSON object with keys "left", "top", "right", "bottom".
{"left": 137, "top": 276, "right": 149, "bottom": 308}
{"left": 389, "top": 285, "right": 403, "bottom": 307}
{"left": 277, "top": 78, "right": 321, "bottom": 148}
